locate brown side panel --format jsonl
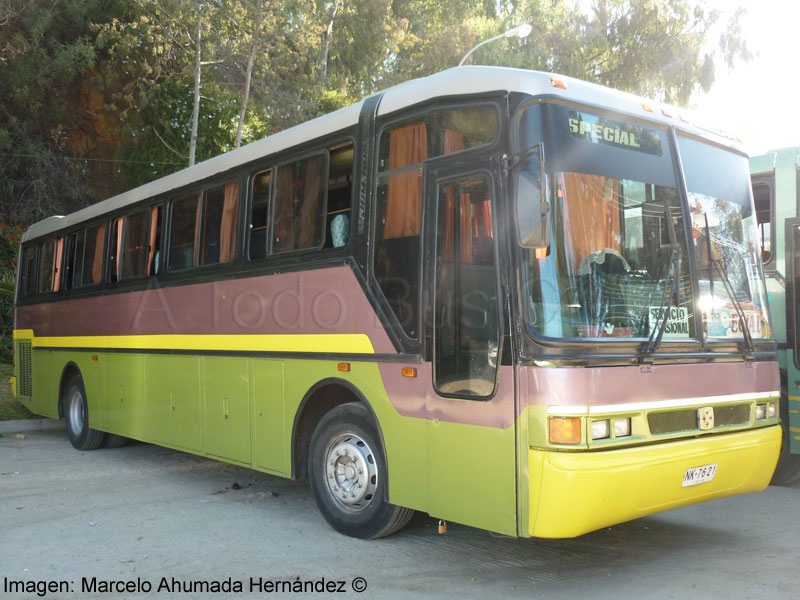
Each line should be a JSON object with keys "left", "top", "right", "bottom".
{"left": 16, "top": 266, "right": 395, "bottom": 353}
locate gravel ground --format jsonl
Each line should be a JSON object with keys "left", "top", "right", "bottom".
{"left": 1, "top": 430, "right": 796, "bottom": 599}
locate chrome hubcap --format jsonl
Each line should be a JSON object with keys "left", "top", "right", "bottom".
{"left": 325, "top": 433, "right": 378, "bottom": 512}
{"left": 68, "top": 390, "right": 84, "bottom": 434}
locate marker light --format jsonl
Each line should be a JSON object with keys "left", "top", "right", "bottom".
{"left": 614, "top": 417, "right": 632, "bottom": 437}
{"left": 756, "top": 404, "right": 766, "bottom": 420}
{"left": 768, "top": 402, "right": 778, "bottom": 419}
{"left": 549, "top": 417, "right": 581, "bottom": 444}
{"left": 550, "top": 77, "right": 567, "bottom": 89}
{"left": 642, "top": 102, "right": 655, "bottom": 113}
{"left": 591, "top": 419, "right": 610, "bottom": 440}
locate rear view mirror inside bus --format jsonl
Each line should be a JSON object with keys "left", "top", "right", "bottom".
{"left": 513, "top": 143, "right": 550, "bottom": 248}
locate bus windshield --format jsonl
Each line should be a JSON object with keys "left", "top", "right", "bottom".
{"left": 516, "top": 102, "right": 769, "bottom": 343}
{"left": 517, "top": 104, "right": 694, "bottom": 340}
{"left": 679, "top": 135, "right": 770, "bottom": 340}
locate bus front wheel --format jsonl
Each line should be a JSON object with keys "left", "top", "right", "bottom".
{"left": 64, "top": 375, "right": 106, "bottom": 451}
{"left": 308, "top": 403, "right": 414, "bottom": 539}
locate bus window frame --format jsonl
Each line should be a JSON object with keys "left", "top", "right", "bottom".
{"left": 370, "top": 98, "right": 504, "bottom": 349}
{"left": 751, "top": 173, "right": 776, "bottom": 270}
{"left": 244, "top": 137, "right": 357, "bottom": 264}
{"left": 269, "top": 149, "right": 331, "bottom": 257}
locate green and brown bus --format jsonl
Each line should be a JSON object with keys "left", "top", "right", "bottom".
{"left": 750, "top": 147, "right": 800, "bottom": 483}
{"left": 12, "top": 67, "right": 782, "bottom": 539}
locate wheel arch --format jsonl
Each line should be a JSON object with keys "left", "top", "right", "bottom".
{"left": 291, "top": 377, "right": 386, "bottom": 481}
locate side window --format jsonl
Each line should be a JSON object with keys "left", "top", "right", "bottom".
{"left": 169, "top": 195, "right": 200, "bottom": 271}
{"left": 120, "top": 209, "right": 151, "bottom": 280}
{"left": 65, "top": 230, "right": 85, "bottom": 289}
{"left": 751, "top": 178, "right": 773, "bottom": 263}
{"left": 249, "top": 169, "right": 271, "bottom": 260}
{"left": 374, "top": 106, "right": 498, "bottom": 339}
{"left": 37, "top": 239, "right": 54, "bottom": 294}
{"left": 78, "top": 224, "right": 106, "bottom": 287}
{"left": 18, "top": 245, "right": 38, "bottom": 298}
{"left": 325, "top": 142, "right": 354, "bottom": 249}
{"left": 272, "top": 154, "right": 327, "bottom": 253}
{"left": 200, "top": 183, "right": 238, "bottom": 265}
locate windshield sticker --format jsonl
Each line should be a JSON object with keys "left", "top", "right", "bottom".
{"left": 648, "top": 306, "right": 690, "bottom": 337}
{"left": 569, "top": 111, "right": 663, "bottom": 156}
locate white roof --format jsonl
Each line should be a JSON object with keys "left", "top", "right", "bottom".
{"left": 23, "top": 66, "right": 742, "bottom": 241}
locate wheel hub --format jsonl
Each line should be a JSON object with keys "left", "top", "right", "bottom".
{"left": 68, "top": 389, "right": 84, "bottom": 434}
{"left": 325, "top": 434, "right": 378, "bottom": 512}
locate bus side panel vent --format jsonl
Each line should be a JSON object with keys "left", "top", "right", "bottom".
{"left": 17, "top": 340, "right": 33, "bottom": 398}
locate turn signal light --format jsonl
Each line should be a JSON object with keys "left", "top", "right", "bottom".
{"left": 549, "top": 417, "right": 582, "bottom": 444}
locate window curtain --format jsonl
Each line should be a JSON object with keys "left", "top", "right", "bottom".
{"left": 193, "top": 194, "right": 203, "bottom": 267}
{"left": 385, "top": 123, "right": 427, "bottom": 239}
{"left": 441, "top": 131, "right": 473, "bottom": 263}
{"left": 219, "top": 182, "right": 238, "bottom": 262}
{"left": 298, "top": 158, "right": 322, "bottom": 249}
{"left": 560, "top": 173, "right": 621, "bottom": 275}
{"left": 114, "top": 217, "right": 124, "bottom": 280}
{"left": 147, "top": 206, "right": 159, "bottom": 275}
{"left": 52, "top": 238, "right": 64, "bottom": 292}
{"left": 91, "top": 225, "right": 105, "bottom": 284}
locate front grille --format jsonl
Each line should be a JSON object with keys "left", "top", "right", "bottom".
{"left": 648, "top": 403, "right": 751, "bottom": 435}
{"left": 17, "top": 340, "right": 32, "bottom": 398}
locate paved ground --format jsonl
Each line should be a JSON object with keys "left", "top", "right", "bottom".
{"left": 0, "top": 429, "right": 796, "bottom": 599}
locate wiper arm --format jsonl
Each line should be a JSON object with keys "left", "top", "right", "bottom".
{"left": 712, "top": 258, "right": 755, "bottom": 355}
{"left": 702, "top": 216, "right": 754, "bottom": 355}
{"left": 641, "top": 201, "right": 680, "bottom": 360}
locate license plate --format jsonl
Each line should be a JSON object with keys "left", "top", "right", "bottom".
{"left": 682, "top": 463, "right": 718, "bottom": 487}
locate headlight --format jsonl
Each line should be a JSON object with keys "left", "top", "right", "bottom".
{"left": 614, "top": 417, "right": 632, "bottom": 437}
{"left": 755, "top": 404, "right": 766, "bottom": 420}
{"left": 768, "top": 402, "right": 778, "bottom": 419}
{"left": 590, "top": 419, "right": 610, "bottom": 440}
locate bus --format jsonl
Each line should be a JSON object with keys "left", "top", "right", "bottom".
{"left": 750, "top": 147, "right": 800, "bottom": 483}
{"left": 12, "top": 66, "right": 781, "bottom": 539}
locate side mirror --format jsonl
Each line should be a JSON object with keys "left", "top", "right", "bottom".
{"left": 513, "top": 143, "right": 550, "bottom": 249}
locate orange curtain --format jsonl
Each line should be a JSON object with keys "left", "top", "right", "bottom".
{"left": 147, "top": 206, "right": 160, "bottom": 275}
{"left": 219, "top": 182, "right": 238, "bottom": 262}
{"left": 52, "top": 238, "right": 64, "bottom": 292}
{"left": 298, "top": 158, "right": 322, "bottom": 249}
{"left": 385, "top": 123, "right": 427, "bottom": 239}
{"left": 114, "top": 217, "right": 123, "bottom": 280}
{"left": 560, "top": 173, "right": 621, "bottom": 274}
{"left": 91, "top": 225, "right": 105, "bottom": 284}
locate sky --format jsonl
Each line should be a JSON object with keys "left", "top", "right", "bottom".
{"left": 691, "top": 1, "right": 798, "bottom": 157}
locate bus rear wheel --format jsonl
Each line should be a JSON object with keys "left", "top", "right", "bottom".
{"left": 308, "top": 403, "right": 414, "bottom": 539}
{"left": 64, "top": 375, "right": 106, "bottom": 451}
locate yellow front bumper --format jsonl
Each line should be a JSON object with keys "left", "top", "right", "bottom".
{"left": 9, "top": 376, "right": 15, "bottom": 398}
{"left": 528, "top": 425, "right": 781, "bottom": 538}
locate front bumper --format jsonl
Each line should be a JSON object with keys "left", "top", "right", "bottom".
{"left": 528, "top": 424, "right": 781, "bottom": 538}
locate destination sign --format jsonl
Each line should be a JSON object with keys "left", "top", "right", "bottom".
{"left": 568, "top": 110, "right": 663, "bottom": 156}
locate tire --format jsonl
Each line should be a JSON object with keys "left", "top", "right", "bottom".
{"left": 64, "top": 374, "right": 106, "bottom": 451}
{"left": 308, "top": 403, "right": 414, "bottom": 539}
{"left": 771, "top": 391, "right": 800, "bottom": 485}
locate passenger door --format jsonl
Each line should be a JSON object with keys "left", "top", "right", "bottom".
{"left": 423, "top": 161, "right": 518, "bottom": 535}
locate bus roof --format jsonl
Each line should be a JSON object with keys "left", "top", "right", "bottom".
{"left": 23, "top": 66, "right": 744, "bottom": 242}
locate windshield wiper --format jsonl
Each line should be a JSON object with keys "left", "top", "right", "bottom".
{"left": 703, "top": 217, "right": 755, "bottom": 356}
{"left": 641, "top": 201, "right": 680, "bottom": 360}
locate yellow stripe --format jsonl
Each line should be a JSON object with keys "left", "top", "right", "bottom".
{"left": 789, "top": 396, "right": 800, "bottom": 401}
{"left": 791, "top": 426, "right": 800, "bottom": 434}
{"left": 18, "top": 332, "right": 375, "bottom": 354}
{"left": 13, "top": 329, "right": 34, "bottom": 340}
